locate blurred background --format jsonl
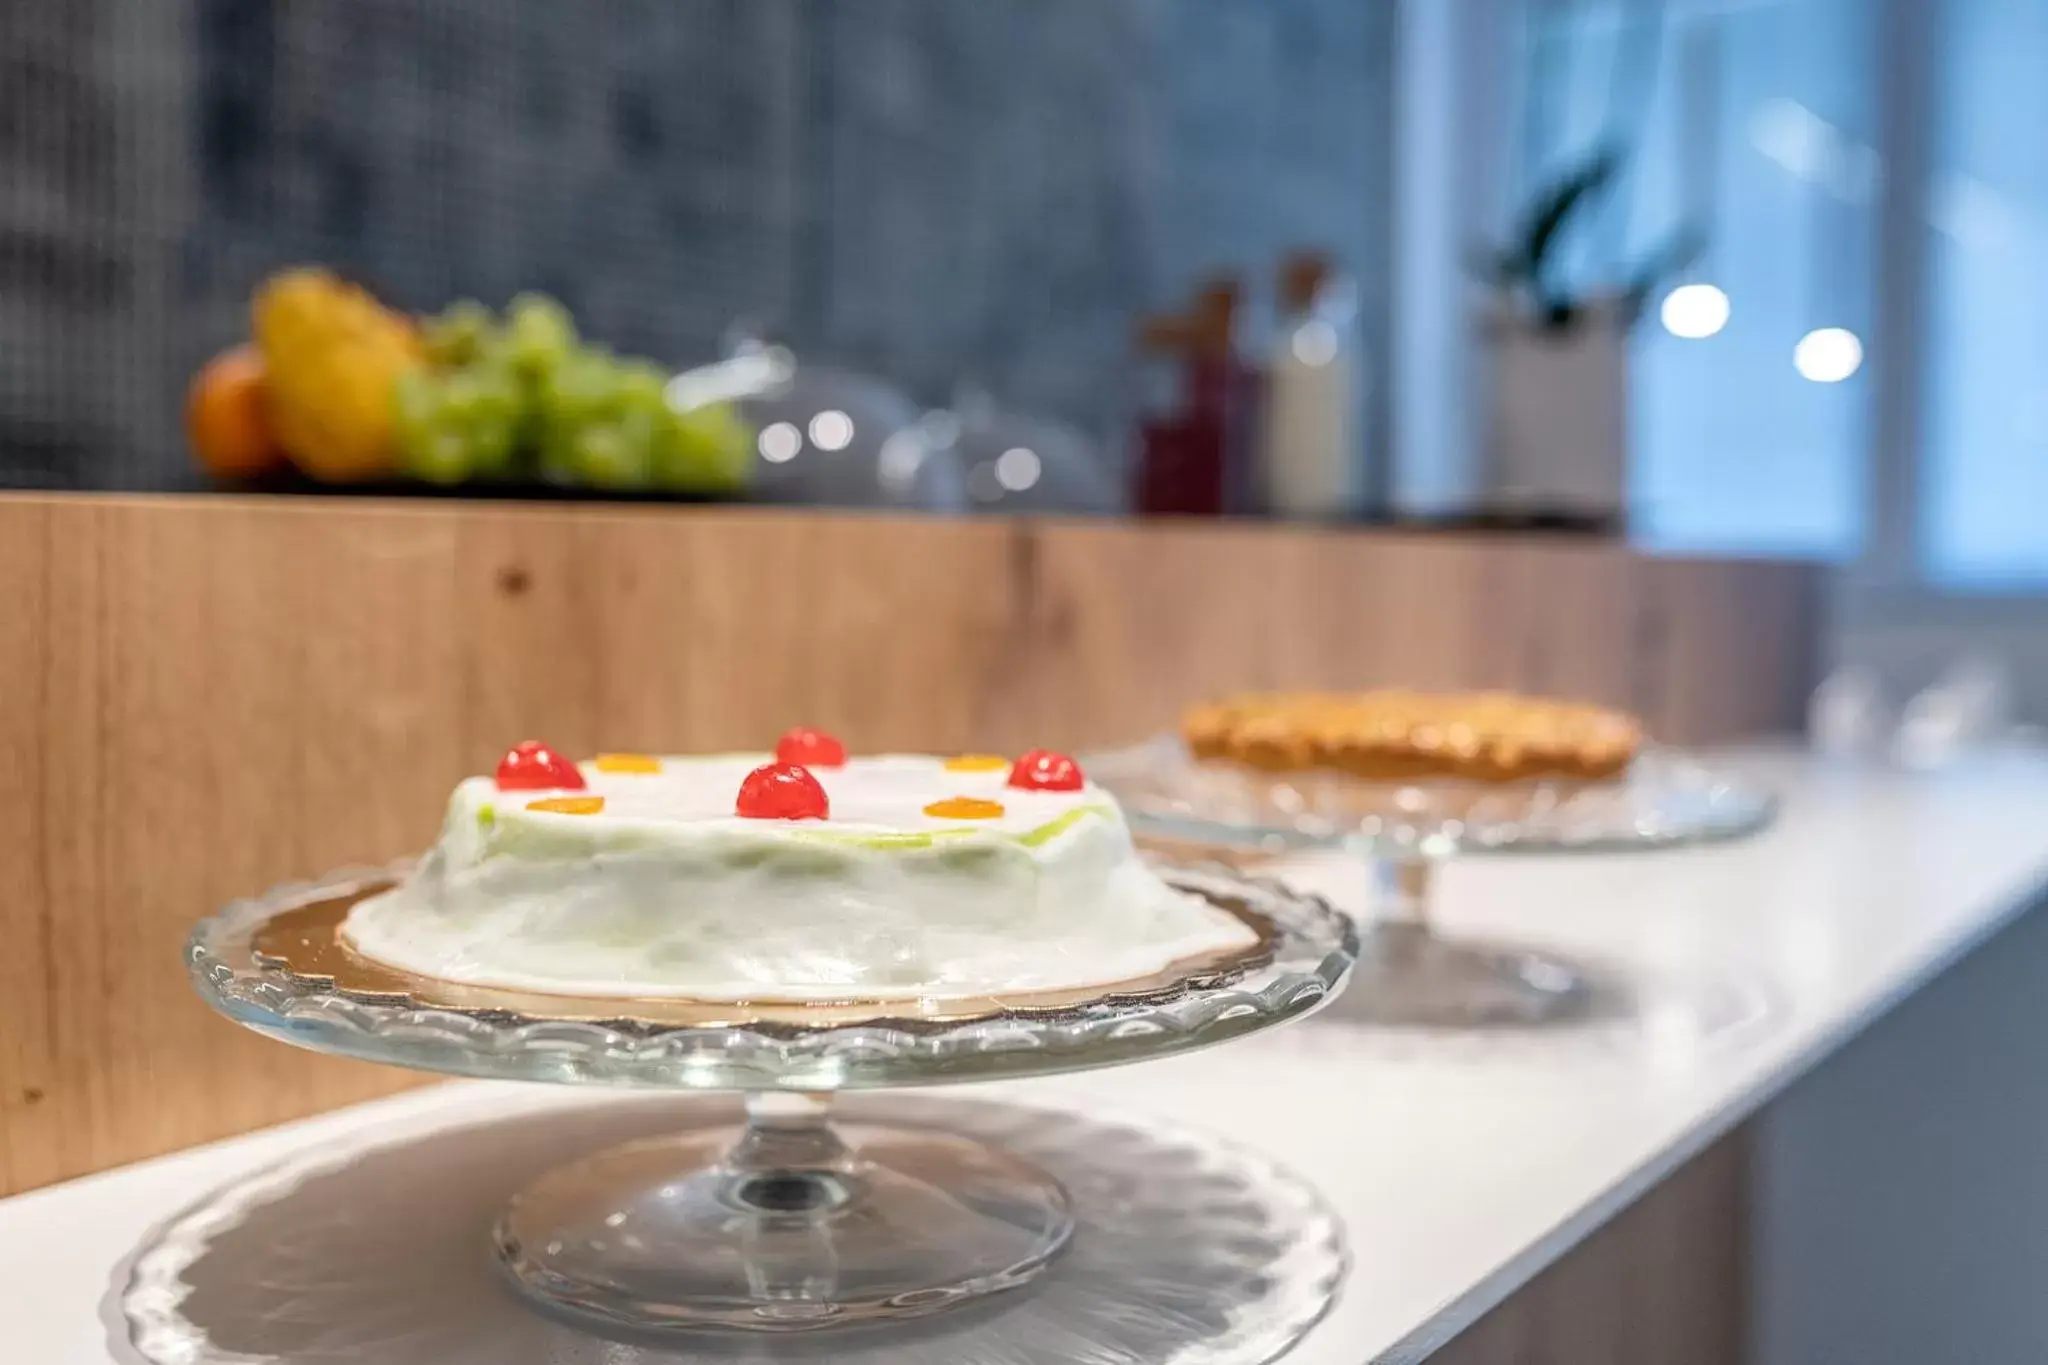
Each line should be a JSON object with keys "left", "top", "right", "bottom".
{"left": 1, "top": 1, "right": 1392, "bottom": 497}
{"left": 3, "top": 0, "right": 2045, "bottom": 709}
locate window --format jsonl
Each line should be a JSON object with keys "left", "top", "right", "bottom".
{"left": 1921, "top": 0, "right": 2048, "bottom": 589}
{"left": 1510, "top": 0, "right": 1876, "bottom": 560}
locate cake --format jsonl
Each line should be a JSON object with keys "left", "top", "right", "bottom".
{"left": 1182, "top": 691, "right": 1641, "bottom": 783}
{"left": 340, "top": 730, "right": 1260, "bottom": 1002}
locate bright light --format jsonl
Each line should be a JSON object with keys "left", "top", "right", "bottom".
{"left": 1750, "top": 98, "right": 1877, "bottom": 203}
{"left": 1660, "top": 283, "right": 1729, "bottom": 340}
{"left": 808, "top": 410, "right": 854, "bottom": 452}
{"left": 1750, "top": 98, "right": 1830, "bottom": 181}
{"left": 994, "top": 446, "right": 1042, "bottom": 492}
{"left": 1793, "top": 327, "right": 1863, "bottom": 383}
{"left": 1934, "top": 173, "right": 2014, "bottom": 249}
{"left": 876, "top": 431, "right": 926, "bottom": 490}
{"left": 758, "top": 422, "right": 802, "bottom": 463}
{"left": 1291, "top": 320, "right": 1340, "bottom": 367}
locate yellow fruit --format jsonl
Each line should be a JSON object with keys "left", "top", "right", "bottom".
{"left": 251, "top": 268, "right": 423, "bottom": 482}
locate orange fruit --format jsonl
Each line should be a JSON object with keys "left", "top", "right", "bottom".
{"left": 187, "top": 344, "right": 286, "bottom": 478}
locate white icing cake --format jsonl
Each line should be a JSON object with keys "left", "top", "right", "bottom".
{"left": 341, "top": 752, "right": 1259, "bottom": 1001}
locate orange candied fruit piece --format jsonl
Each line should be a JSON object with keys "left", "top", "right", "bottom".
{"left": 594, "top": 753, "right": 662, "bottom": 774}
{"left": 943, "top": 754, "right": 1010, "bottom": 773}
{"left": 526, "top": 795, "right": 606, "bottom": 815}
{"left": 924, "top": 796, "right": 1005, "bottom": 820}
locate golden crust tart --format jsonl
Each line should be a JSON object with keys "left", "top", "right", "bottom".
{"left": 1181, "top": 691, "right": 1641, "bottom": 784}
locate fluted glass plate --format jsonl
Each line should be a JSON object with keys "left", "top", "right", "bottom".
{"left": 113, "top": 1093, "right": 1344, "bottom": 1365}
{"left": 188, "top": 862, "right": 1358, "bottom": 1092}
{"left": 1091, "top": 738, "right": 1777, "bottom": 857}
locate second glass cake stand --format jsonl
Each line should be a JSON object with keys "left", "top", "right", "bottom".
{"left": 1092, "top": 739, "right": 1776, "bottom": 1029}
{"left": 187, "top": 861, "right": 1356, "bottom": 1338}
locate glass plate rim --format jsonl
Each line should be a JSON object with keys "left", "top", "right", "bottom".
{"left": 187, "top": 859, "right": 1360, "bottom": 1091}
{"left": 1088, "top": 736, "right": 1779, "bottom": 856}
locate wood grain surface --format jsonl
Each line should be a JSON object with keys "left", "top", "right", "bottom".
{"left": 0, "top": 494, "right": 1820, "bottom": 1195}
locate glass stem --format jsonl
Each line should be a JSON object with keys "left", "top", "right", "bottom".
{"left": 1372, "top": 855, "right": 1435, "bottom": 928}
{"left": 728, "top": 1091, "right": 851, "bottom": 1175}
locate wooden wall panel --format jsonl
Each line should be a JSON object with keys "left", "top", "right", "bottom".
{"left": 1645, "top": 556, "right": 1824, "bottom": 747}
{"left": 0, "top": 495, "right": 1820, "bottom": 1194}
{"left": 0, "top": 506, "right": 53, "bottom": 1186}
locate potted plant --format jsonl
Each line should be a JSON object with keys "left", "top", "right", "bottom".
{"left": 1475, "top": 145, "right": 1703, "bottom": 530}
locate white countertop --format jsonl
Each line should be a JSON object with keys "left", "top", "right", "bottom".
{"left": 11, "top": 749, "right": 2048, "bottom": 1365}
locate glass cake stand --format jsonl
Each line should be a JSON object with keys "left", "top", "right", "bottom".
{"left": 186, "top": 861, "right": 1357, "bottom": 1337}
{"left": 1092, "top": 739, "right": 1776, "bottom": 1029}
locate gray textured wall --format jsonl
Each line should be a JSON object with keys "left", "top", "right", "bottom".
{"left": 0, "top": 0, "right": 1392, "bottom": 490}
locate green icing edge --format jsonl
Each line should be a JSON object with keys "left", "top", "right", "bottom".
{"left": 762, "top": 804, "right": 1113, "bottom": 851}
{"left": 1018, "top": 804, "right": 1112, "bottom": 846}
{"left": 787, "top": 829, "right": 969, "bottom": 851}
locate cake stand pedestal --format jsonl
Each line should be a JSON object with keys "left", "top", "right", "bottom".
{"left": 1094, "top": 741, "right": 1776, "bottom": 1029}
{"left": 495, "top": 1091, "right": 1072, "bottom": 1331}
{"left": 183, "top": 862, "right": 1356, "bottom": 1340}
{"left": 1348, "top": 857, "right": 1594, "bottom": 1026}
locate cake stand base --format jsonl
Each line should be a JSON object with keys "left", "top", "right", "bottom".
{"left": 1340, "top": 858, "right": 1593, "bottom": 1028}
{"left": 1338, "top": 920, "right": 1593, "bottom": 1028}
{"left": 494, "top": 1094, "right": 1074, "bottom": 1334}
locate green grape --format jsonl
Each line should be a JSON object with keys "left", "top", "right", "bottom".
{"left": 397, "top": 354, "right": 538, "bottom": 484}
{"left": 391, "top": 369, "right": 442, "bottom": 449}
{"left": 615, "top": 407, "right": 662, "bottom": 479}
{"left": 468, "top": 415, "right": 519, "bottom": 476}
{"left": 394, "top": 372, "right": 464, "bottom": 484}
{"left": 423, "top": 299, "right": 495, "bottom": 368}
{"left": 538, "top": 428, "right": 581, "bottom": 485}
{"left": 583, "top": 352, "right": 627, "bottom": 409}
{"left": 648, "top": 422, "right": 698, "bottom": 491}
{"left": 692, "top": 400, "right": 753, "bottom": 467}
{"left": 540, "top": 353, "right": 615, "bottom": 431}
{"left": 410, "top": 428, "right": 473, "bottom": 486}
{"left": 569, "top": 350, "right": 623, "bottom": 421}
{"left": 506, "top": 293, "right": 577, "bottom": 380}
{"left": 657, "top": 400, "right": 753, "bottom": 492}
{"left": 469, "top": 361, "right": 524, "bottom": 426}
{"left": 532, "top": 370, "right": 571, "bottom": 434}
{"left": 470, "top": 331, "right": 523, "bottom": 379}
{"left": 573, "top": 422, "right": 645, "bottom": 489}
{"left": 478, "top": 364, "right": 531, "bottom": 474}
{"left": 438, "top": 372, "right": 485, "bottom": 427}
{"left": 615, "top": 359, "right": 669, "bottom": 417}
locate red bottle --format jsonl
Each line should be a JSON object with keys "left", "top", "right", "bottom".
{"left": 1134, "top": 282, "right": 1252, "bottom": 516}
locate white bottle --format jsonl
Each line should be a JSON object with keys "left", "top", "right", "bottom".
{"left": 1260, "top": 253, "right": 1359, "bottom": 520}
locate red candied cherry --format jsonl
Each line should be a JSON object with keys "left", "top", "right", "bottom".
{"left": 1008, "top": 749, "right": 1084, "bottom": 792}
{"left": 736, "top": 762, "right": 830, "bottom": 821}
{"left": 495, "top": 740, "right": 586, "bottom": 792}
{"left": 774, "top": 726, "right": 847, "bottom": 768}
